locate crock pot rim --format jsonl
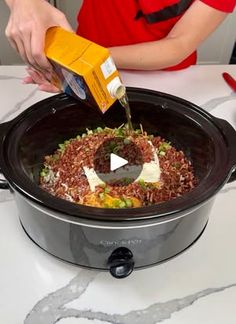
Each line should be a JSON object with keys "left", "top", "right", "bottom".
{"left": 0, "top": 89, "right": 234, "bottom": 222}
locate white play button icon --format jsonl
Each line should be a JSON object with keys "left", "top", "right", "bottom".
{"left": 94, "top": 138, "right": 143, "bottom": 186}
{"left": 110, "top": 153, "right": 128, "bottom": 171}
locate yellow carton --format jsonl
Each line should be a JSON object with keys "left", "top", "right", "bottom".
{"left": 44, "top": 27, "right": 124, "bottom": 113}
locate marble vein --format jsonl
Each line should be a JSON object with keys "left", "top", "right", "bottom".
{"left": 201, "top": 91, "right": 236, "bottom": 112}
{"left": 0, "top": 190, "right": 13, "bottom": 203}
{"left": 0, "top": 74, "right": 22, "bottom": 81}
{"left": 24, "top": 270, "right": 97, "bottom": 324}
{"left": 0, "top": 88, "right": 37, "bottom": 122}
{"left": 220, "top": 186, "right": 236, "bottom": 194}
{"left": 24, "top": 270, "right": 236, "bottom": 324}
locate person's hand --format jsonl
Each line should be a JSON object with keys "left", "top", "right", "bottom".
{"left": 22, "top": 67, "right": 60, "bottom": 93}
{"left": 5, "top": 0, "right": 73, "bottom": 72}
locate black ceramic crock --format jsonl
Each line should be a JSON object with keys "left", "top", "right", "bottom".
{"left": 0, "top": 88, "right": 235, "bottom": 278}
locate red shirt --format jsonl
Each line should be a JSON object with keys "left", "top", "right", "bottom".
{"left": 77, "top": 0, "right": 236, "bottom": 70}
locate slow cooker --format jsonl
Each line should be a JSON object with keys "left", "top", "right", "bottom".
{"left": 0, "top": 88, "right": 235, "bottom": 278}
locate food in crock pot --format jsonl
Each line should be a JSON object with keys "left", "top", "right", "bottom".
{"left": 39, "top": 126, "right": 197, "bottom": 208}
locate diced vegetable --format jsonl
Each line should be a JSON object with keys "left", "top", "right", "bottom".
{"left": 124, "top": 138, "right": 131, "bottom": 145}
{"left": 138, "top": 179, "right": 147, "bottom": 189}
{"left": 124, "top": 198, "right": 133, "bottom": 208}
{"left": 159, "top": 142, "right": 171, "bottom": 153}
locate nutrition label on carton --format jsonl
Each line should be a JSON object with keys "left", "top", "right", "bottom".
{"left": 100, "top": 57, "right": 116, "bottom": 79}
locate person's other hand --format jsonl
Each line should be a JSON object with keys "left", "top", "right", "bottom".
{"left": 5, "top": 0, "right": 73, "bottom": 73}
{"left": 23, "top": 67, "right": 60, "bottom": 93}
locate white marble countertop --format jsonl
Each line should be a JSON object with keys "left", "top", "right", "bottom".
{"left": 0, "top": 65, "right": 236, "bottom": 324}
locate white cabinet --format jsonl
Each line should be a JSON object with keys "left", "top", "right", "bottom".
{"left": 55, "top": 0, "right": 82, "bottom": 30}
{"left": 0, "top": 0, "right": 23, "bottom": 64}
{"left": 197, "top": 11, "right": 236, "bottom": 64}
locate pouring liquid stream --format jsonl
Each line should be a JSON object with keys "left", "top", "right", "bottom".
{"left": 119, "top": 93, "right": 134, "bottom": 133}
{"left": 113, "top": 83, "right": 134, "bottom": 133}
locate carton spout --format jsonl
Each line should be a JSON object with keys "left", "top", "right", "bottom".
{"left": 107, "top": 76, "right": 126, "bottom": 99}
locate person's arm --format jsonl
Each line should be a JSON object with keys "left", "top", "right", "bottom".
{"left": 109, "top": 0, "right": 228, "bottom": 70}
{"left": 4, "top": 0, "right": 73, "bottom": 71}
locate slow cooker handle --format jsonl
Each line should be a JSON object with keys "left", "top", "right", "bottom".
{"left": 0, "top": 121, "right": 10, "bottom": 140}
{"left": 108, "top": 247, "right": 134, "bottom": 279}
{"left": 0, "top": 122, "right": 11, "bottom": 190}
{"left": 214, "top": 117, "right": 236, "bottom": 183}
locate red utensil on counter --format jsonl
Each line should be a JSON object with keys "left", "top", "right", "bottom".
{"left": 222, "top": 72, "right": 236, "bottom": 92}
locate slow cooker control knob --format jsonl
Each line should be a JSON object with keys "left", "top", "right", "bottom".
{"left": 108, "top": 247, "right": 134, "bottom": 279}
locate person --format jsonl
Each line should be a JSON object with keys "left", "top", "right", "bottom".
{"left": 4, "top": 0, "right": 236, "bottom": 92}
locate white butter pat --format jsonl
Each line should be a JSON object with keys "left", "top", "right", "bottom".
{"left": 136, "top": 161, "right": 160, "bottom": 183}
{"left": 136, "top": 140, "right": 161, "bottom": 182}
{"left": 83, "top": 166, "right": 104, "bottom": 192}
